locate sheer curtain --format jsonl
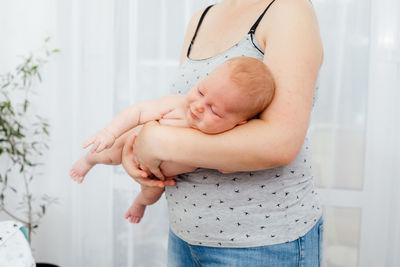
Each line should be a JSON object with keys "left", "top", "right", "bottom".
{"left": 111, "top": 1, "right": 216, "bottom": 266}
{"left": 312, "top": 0, "right": 400, "bottom": 266}
{"left": 1, "top": 0, "right": 399, "bottom": 266}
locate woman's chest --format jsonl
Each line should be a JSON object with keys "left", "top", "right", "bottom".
{"left": 188, "top": 3, "right": 269, "bottom": 60}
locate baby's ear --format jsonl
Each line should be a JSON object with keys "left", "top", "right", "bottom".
{"left": 238, "top": 120, "right": 248, "bottom": 125}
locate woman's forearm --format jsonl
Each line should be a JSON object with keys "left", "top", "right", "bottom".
{"left": 156, "top": 118, "right": 303, "bottom": 172}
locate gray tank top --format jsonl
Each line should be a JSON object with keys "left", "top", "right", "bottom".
{"left": 165, "top": 2, "right": 322, "bottom": 248}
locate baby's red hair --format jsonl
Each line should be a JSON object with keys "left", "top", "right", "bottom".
{"left": 225, "top": 56, "right": 275, "bottom": 119}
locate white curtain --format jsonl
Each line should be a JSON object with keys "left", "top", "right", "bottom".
{"left": 111, "top": 1, "right": 216, "bottom": 266}
{"left": 312, "top": 0, "right": 400, "bottom": 266}
{"left": 1, "top": 0, "right": 399, "bottom": 266}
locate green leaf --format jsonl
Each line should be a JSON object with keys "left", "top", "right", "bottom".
{"left": 42, "top": 127, "right": 49, "bottom": 136}
{"left": 1, "top": 82, "right": 10, "bottom": 89}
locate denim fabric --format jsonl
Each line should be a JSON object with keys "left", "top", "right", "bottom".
{"left": 167, "top": 217, "right": 323, "bottom": 267}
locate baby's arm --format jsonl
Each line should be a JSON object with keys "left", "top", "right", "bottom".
{"left": 83, "top": 94, "right": 185, "bottom": 152}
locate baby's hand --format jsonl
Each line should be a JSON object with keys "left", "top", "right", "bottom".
{"left": 82, "top": 128, "right": 116, "bottom": 153}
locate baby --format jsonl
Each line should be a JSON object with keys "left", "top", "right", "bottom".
{"left": 70, "top": 56, "right": 275, "bottom": 223}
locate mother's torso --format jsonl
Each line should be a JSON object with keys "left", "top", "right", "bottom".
{"left": 165, "top": 0, "right": 322, "bottom": 248}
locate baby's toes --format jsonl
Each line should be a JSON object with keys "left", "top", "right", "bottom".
{"left": 70, "top": 170, "right": 77, "bottom": 179}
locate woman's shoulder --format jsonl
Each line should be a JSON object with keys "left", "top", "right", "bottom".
{"left": 259, "top": 0, "right": 317, "bottom": 28}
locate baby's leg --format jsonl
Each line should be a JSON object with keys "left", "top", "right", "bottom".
{"left": 70, "top": 126, "right": 142, "bottom": 183}
{"left": 124, "top": 185, "right": 164, "bottom": 223}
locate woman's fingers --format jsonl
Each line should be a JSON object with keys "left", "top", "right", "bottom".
{"left": 164, "top": 179, "right": 176, "bottom": 186}
{"left": 134, "top": 176, "right": 165, "bottom": 188}
{"left": 127, "top": 166, "right": 149, "bottom": 180}
{"left": 137, "top": 160, "right": 165, "bottom": 181}
{"left": 121, "top": 133, "right": 168, "bottom": 188}
{"left": 149, "top": 167, "right": 165, "bottom": 181}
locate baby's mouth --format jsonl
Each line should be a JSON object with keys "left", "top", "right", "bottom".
{"left": 190, "top": 109, "right": 199, "bottom": 120}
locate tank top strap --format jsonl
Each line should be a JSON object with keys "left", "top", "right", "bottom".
{"left": 248, "top": 0, "right": 277, "bottom": 34}
{"left": 187, "top": 5, "right": 214, "bottom": 57}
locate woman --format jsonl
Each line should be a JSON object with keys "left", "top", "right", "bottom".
{"left": 122, "top": 0, "right": 324, "bottom": 265}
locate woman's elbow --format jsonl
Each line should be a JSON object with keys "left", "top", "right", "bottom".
{"left": 278, "top": 139, "right": 304, "bottom": 166}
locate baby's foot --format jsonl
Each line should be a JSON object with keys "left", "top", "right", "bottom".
{"left": 124, "top": 200, "right": 147, "bottom": 224}
{"left": 70, "top": 157, "right": 94, "bottom": 184}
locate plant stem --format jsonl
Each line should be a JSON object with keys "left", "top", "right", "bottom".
{"left": 23, "top": 172, "right": 33, "bottom": 243}
{"left": 0, "top": 206, "right": 28, "bottom": 224}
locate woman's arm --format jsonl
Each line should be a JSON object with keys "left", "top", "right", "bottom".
{"left": 134, "top": 0, "right": 323, "bottom": 176}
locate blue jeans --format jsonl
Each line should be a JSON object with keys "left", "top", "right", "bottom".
{"left": 167, "top": 217, "right": 323, "bottom": 267}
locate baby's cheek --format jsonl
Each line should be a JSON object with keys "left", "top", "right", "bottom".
{"left": 205, "top": 118, "right": 222, "bottom": 132}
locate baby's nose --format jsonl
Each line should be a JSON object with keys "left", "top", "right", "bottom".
{"left": 194, "top": 104, "right": 204, "bottom": 113}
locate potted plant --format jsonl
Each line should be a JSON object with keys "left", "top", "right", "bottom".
{"left": 0, "top": 38, "right": 59, "bottom": 266}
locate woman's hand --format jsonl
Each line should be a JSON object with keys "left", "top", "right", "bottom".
{"left": 132, "top": 121, "right": 168, "bottom": 180}
{"left": 122, "top": 133, "right": 175, "bottom": 188}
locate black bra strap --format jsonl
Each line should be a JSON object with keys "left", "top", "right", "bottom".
{"left": 248, "top": 0, "right": 277, "bottom": 34}
{"left": 187, "top": 5, "right": 214, "bottom": 57}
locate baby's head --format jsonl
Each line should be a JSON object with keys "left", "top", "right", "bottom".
{"left": 185, "top": 57, "right": 275, "bottom": 134}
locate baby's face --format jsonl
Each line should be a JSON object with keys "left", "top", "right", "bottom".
{"left": 184, "top": 65, "right": 249, "bottom": 134}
